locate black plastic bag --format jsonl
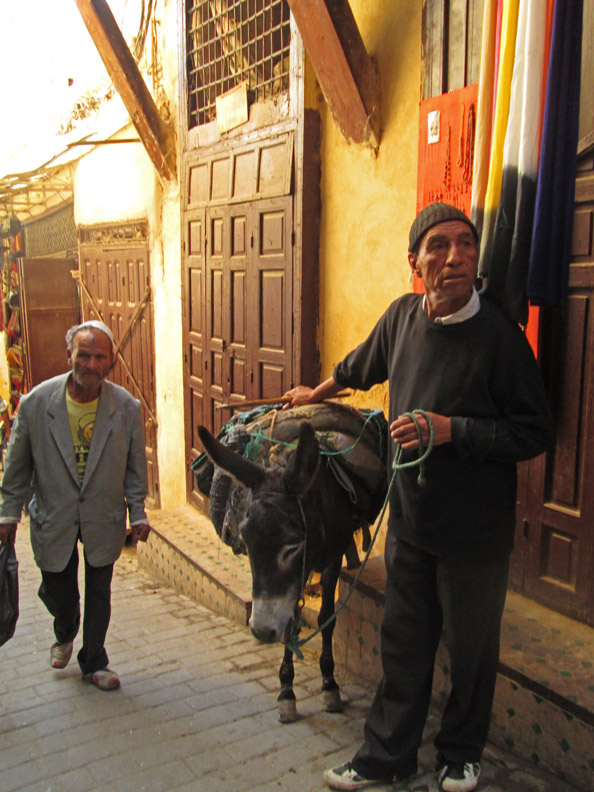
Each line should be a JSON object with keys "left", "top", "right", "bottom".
{"left": 0, "top": 539, "right": 19, "bottom": 647}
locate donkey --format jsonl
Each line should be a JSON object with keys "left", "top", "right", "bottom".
{"left": 197, "top": 420, "right": 380, "bottom": 722}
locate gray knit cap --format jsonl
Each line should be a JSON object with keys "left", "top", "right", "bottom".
{"left": 408, "top": 202, "right": 479, "bottom": 252}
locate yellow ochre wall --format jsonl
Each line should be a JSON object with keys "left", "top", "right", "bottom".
{"left": 73, "top": 0, "right": 186, "bottom": 509}
{"left": 306, "top": 1, "right": 422, "bottom": 415}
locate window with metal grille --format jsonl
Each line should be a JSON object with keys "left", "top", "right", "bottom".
{"left": 186, "top": 0, "right": 291, "bottom": 129}
{"left": 25, "top": 205, "right": 77, "bottom": 258}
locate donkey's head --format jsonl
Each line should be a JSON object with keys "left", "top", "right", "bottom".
{"left": 197, "top": 422, "right": 321, "bottom": 643}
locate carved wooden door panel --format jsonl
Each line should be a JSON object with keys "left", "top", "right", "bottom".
{"left": 515, "top": 262, "right": 594, "bottom": 625}
{"left": 183, "top": 208, "right": 207, "bottom": 507}
{"left": 228, "top": 203, "right": 251, "bottom": 409}
{"left": 205, "top": 207, "right": 228, "bottom": 433}
{"left": 79, "top": 230, "right": 160, "bottom": 509}
{"left": 203, "top": 198, "right": 293, "bottom": 424}
{"left": 250, "top": 196, "right": 293, "bottom": 399}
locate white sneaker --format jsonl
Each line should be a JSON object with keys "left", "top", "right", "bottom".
{"left": 323, "top": 762, "right": 391, "bottom": 791}
{"left": 438, "top": 761, "right": 480, "bottom": 792}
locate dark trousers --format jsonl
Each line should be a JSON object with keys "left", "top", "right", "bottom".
{"left": 38, "top": 541, "right": 114, "bottom": 675}
{"left": 352, "top": 535, "right": 509, "bottom": 781}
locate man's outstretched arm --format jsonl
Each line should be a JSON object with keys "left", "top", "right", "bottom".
{"left": 282, "top": 376, "right": 344, "bottom": 408}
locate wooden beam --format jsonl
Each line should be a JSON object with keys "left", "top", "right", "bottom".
{"left": 74, "top": 0, "right": 176, "bottom": 182}
{"left": 288, "top": 0, "right": 380, "bottom": 148}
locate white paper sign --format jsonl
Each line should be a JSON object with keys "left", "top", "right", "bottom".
{"left": 428, "top": 110, "right": 440, "bottom": 144}
{"left": 216, "top": 83, "right": 249, "bottom": 133}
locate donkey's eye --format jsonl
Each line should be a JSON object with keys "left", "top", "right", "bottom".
{"left": 277, "top": 543, "right": 304, "bottom": 571}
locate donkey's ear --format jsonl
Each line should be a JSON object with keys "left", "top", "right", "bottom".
{"left": 283, "top": 422, "right": 321, "bottom": 496}
{"left": 197, "top": 426, "right": 266, "bottom": 491}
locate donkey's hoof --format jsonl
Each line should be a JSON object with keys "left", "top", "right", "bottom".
{"left": 278, "top": 699, "right": 298, "bottom": 723}
{"left": 323, "top": 688, "right": 344, "bottom": 712}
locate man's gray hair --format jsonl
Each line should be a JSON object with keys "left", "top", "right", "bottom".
{"left": 66, "top": 320, "right": 114, "bottom": 352}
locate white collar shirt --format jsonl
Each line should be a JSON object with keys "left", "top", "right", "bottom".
{"left": 422, "top": 287, "right": 480, "bottom": 325}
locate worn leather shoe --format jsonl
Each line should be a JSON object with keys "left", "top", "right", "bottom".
{"left": 50, "top": 641, "right": 73, "bottom": 669}
{"left": 82, "top": 668, "right": 120, "bottom": 690}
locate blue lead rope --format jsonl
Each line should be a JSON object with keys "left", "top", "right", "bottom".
{"left": 286, "top": 409, "right": 434, "bottom": 658}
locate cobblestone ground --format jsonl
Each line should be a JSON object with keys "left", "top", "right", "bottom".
{"left": 0, "top": 526, "right": 583, "bottom": 792}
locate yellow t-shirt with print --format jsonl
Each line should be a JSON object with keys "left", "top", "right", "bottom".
{"left": 66, "top": 391, "right": 98, "bottom": 482}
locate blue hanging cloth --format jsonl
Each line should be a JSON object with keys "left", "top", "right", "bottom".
{"left": 527, "top": 0, "right": 583, "bottom": 309}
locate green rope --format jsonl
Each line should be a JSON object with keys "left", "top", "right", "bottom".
{"left": 391, "top": 408, "right": 434, "bottom": 487}
{"left": 244, "top": 408, "right": 385, "bottom": 461}
{"left": 286, "top": 409, "right": 434, "bottom": 658}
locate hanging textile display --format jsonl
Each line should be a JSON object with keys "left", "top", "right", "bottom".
{"left": 527, "top": 0, "right": 584, "bottom": 309}
{"left": 480, "top": 0, "right": 554, "bottom": 325}
{"left": 476, "top": 0, "right": 521, "bottom": 273}
{"left": 470, "top": 0, "right": 501, "bottom": 238}
{"left": 420, "top": 0, "right": 582, "bottom": 334}
{"left": 468, "top": 0, "right": 582, "bottom": 345}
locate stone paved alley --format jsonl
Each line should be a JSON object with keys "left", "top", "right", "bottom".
{"left": 0, "top": 522, "right": 586, "bottom": 791}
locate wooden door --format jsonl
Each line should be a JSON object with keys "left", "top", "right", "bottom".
{"left": 18, "top": 258, "right": 80, "bottom": 389}
{"left": 183, "top": 197, "right": 293, "bottom": 505}
{"left": 78, "top": 231, "right": 160, "bottom": 508}
{"left": 513, "top": 2, "right": 594, "bottom": 624}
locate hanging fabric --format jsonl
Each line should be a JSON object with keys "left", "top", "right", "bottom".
{"left": 527, "top": 0, "right": 584, "bottom": 308}
{"left": 470, "top": 0, "right": 581, "bottom": 330}
{"left": 477, "top": 0, "right": 521, "bottom": 272}
{"left": 480, "top": 0, "right": 554, "bottom": 324}
{"left": 470, "top": 0, "right": 501, "bottom": 238}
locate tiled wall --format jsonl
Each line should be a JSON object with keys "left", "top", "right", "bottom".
{"left": 138, "top": 529, "right": 251, "bottom": 625}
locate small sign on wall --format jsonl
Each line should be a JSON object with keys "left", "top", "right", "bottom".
{"left": 427, "top": 110, "right": 440, "bottom": 144}
{"left": 216, "top": 83, "right": 249, "bottom": 133}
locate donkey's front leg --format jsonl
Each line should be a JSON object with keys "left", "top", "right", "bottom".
{"left": 278, "top": 645, "right": 297, "bottom": 722}
{"left": 319, "top": 556, "right": 344, "bottom": 713}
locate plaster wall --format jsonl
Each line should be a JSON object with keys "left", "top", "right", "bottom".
{"left": 309, "top": 0, "right": 422, "bottom": 416}
{"left": 72, "top": 0, "right": 185, "bottom": 508}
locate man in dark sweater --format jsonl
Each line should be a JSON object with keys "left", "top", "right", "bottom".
{"left": 282, "top": 203, "right": 553, "bottom": 792}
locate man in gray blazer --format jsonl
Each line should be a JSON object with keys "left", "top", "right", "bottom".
{"left": 0, "top": 320, "right": 151, "bottom": 690}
